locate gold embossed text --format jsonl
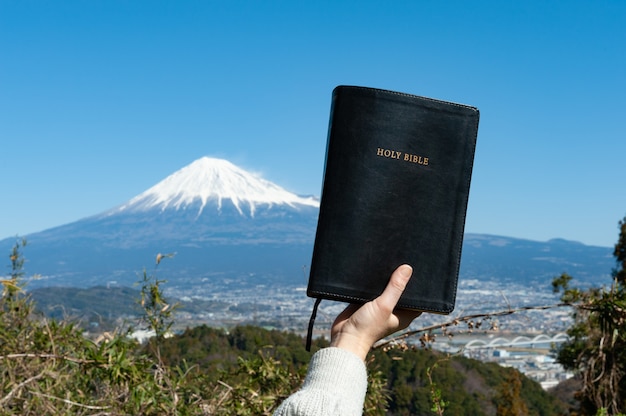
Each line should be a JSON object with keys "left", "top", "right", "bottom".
{"left": 376, "top": 147, "right": 402, "bottom": 159}
{"left": 404, "top": 153, "right": 429, "bottom": 166}
{"left": 377, "top": 147, "right": 429, "bottom": 166}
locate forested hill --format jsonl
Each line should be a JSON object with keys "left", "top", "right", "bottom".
{"left": 155, "top": 325, "right": 570, "bottom": 416}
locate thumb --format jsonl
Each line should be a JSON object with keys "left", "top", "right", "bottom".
{"left": 376, "top": 264, "right": 413, "bottom": 313}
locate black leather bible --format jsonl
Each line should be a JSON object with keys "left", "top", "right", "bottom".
{"left": 307, "top": 86, "right": 479, "bottom": 314}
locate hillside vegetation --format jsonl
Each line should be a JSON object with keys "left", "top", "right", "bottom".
{"left": 1, "top": 239, "right": 568, "bottom": 415}
{"left": 4, "top": 213, "right": 626, "bottom": 416}
{"left": 156, "top": 324, "right": 567, "bottom": 415}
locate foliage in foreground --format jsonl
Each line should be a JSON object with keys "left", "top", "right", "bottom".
{"left": 0, "top": 238, "right": 567, "bottom": 415}
{"left": 553, "top": 216, "right": 626, "bottom": 416}
{"left": 0, "top": 240, "right": 202, "bottom": 414}
{"left": 0, "top": 241, "right": 336, "bottom": 415}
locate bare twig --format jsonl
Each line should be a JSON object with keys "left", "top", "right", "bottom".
{"left": 0, "top": 353, "right": 95, "bottom": 364}
{"left": 30, "top": 391, "right": 111, "bottom": 410}
{"left": 375, "top": 302, "right": 573, "bottom": 349}
{"left": 215, "top": 380, "right": 234, "bottom": 409}
{"left": 0, "top": 372, "right": 46, "bottom": 406}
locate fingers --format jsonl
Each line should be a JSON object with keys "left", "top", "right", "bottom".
{"left": 376, "top": 264, "right": 413, "bottom": 313}
{"left": 330, "top": 264, "right": 420, "bottom": 360}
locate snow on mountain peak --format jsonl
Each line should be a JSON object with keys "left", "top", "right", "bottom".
{"left": 115, "top": 157, "right": 319, "bottom": 216}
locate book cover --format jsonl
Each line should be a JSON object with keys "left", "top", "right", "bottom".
{"left": 307, "top": 86, "right": 479, "bottom": 314}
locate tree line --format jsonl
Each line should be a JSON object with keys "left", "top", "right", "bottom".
{"left": 1, "top": 213, "right": 625, "bottom": 414}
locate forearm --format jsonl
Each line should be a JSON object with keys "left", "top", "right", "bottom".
{"left": 273, "top": 347, "right": 368, "bottom": 416}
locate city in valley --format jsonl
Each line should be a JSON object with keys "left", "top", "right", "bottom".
{"left": 158, "top": 273, "right": 575, "bottom": 390}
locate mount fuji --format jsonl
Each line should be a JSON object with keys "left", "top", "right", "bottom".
{"left": 0, "top": 157, "right": 615, "bottom": 292}
{"left": 4, "top": 157, "right": 321, "bottom": 288}
{"left": 112, "top": 157, "right": 319, "bottom": 218}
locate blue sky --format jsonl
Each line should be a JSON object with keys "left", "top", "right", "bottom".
{"left": 1, "top": 1, "right": 624, "bottom": 247}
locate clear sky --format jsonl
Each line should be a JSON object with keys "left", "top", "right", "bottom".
{"left": 1, "top": 1, "right": 624, "bottom": 248}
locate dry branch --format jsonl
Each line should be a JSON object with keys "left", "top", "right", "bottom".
{"left": 0, "top": 353, "right": 95, "bottom": 364}
{"left": 375, "top": 302, "right": 573, "bottom": 349}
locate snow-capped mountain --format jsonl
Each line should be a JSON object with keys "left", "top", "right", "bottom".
{"left": 2, "top": 157, "right": 322, "bottom": 287}
{"left": 0, "top": 157, "right": 614, "bottom": 292}
{"left": 111, "top": 157, "right": 318, "bottom": 217}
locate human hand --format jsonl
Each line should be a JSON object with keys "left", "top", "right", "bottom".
{"left": 330, "top": 264, "right": 422, "bottom": 360}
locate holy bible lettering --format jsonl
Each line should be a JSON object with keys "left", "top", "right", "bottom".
{"left": 376, "top": 147, "right": 429, "bottom": 166}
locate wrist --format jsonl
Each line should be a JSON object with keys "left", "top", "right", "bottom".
{"left": 330, "top": 333, "right": 373, "bottom": 361}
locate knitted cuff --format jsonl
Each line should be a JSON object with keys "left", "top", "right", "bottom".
{"left": 302, "top": 347, "right": 368, "bottom": 412}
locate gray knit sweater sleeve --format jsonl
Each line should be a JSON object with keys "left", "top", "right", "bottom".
{"left": 273, "top": 347, "right": 368, "bottom": 416}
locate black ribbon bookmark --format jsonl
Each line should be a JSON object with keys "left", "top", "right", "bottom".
{"left": 305, "top": 298, "right": 322, "bottom": 352}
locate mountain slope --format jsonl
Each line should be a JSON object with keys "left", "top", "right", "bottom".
{"left": 110, "top": 157, "right": 318, "bottom": 217}
{"left": 460, "top": 234, "right": 613, "bottom": 287}
{"left": 1, "top": 157, "right": 320, "bottom": 287}
{"left": 32, "top": 157, "right": 320, "bottom": 247}
{"left": 0, "top": 157, "right": 615, "bottom": 291}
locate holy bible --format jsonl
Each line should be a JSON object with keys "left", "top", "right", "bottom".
{"left": 307, "top": 86, "right": 479, "bottom": 314}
